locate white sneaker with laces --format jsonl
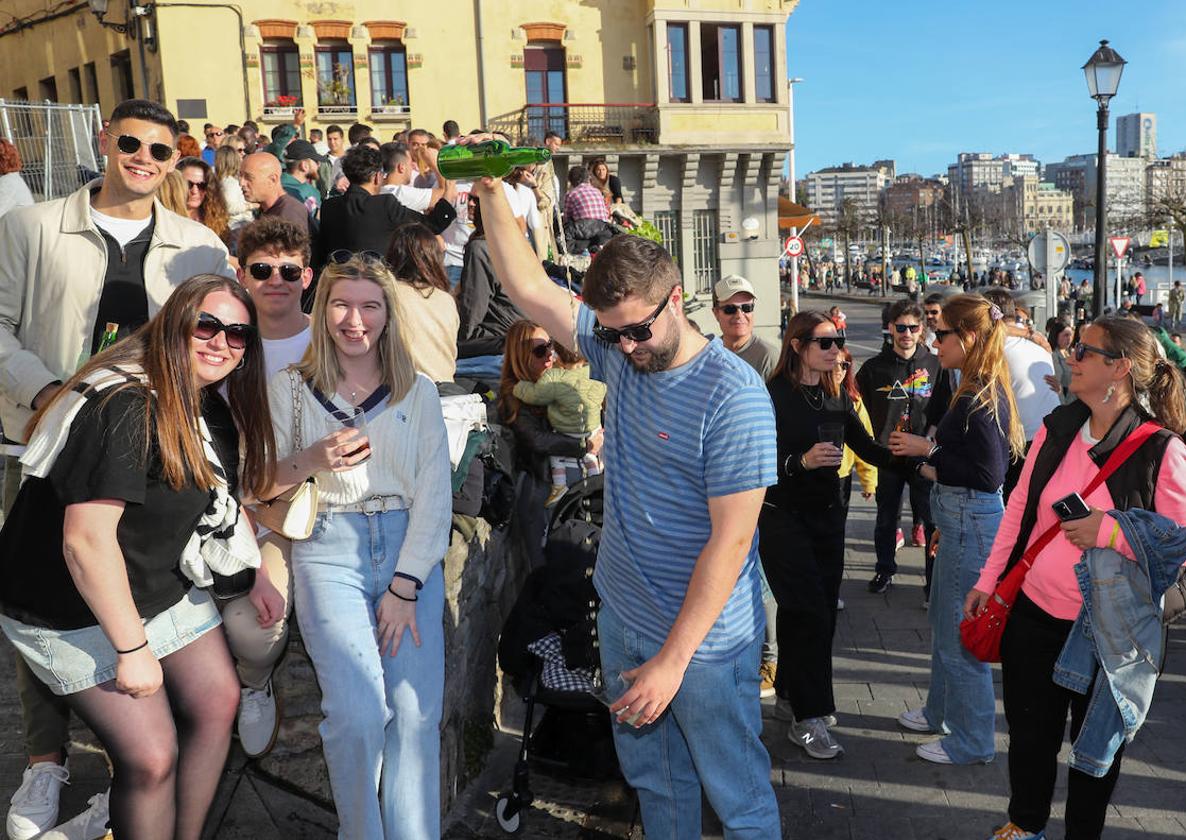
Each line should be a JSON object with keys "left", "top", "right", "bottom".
{"left": 6, "top": 761, "right": 69, "bottom": 840}
{"left": 915, "top": 740, "right": 954, "bottom": 764}
{"left": 789, "top": 717, "right": 844, "bottom": 760}
{"left": 897, "top": 707, "right": 935, "bottom": 732}
{"left": 38, "top": 790, "right": 110, "bottom": 840}
{"left": 238, "top": 681, "right": 280, "bottom": 758}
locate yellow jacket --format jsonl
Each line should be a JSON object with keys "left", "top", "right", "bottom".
{"left": 839, "top": 397, "right": 877, "bottom": 495}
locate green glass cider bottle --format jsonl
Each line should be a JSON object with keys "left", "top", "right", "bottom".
{"left": 97, "top": 322, "right": 120, "bottom": 353}
{"left": 437, "top": 141, "right": 551, "bottom": 180}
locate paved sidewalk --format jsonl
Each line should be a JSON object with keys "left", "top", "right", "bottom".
{"left": 2, "top": 495, "right": 1183, "bottom": 838}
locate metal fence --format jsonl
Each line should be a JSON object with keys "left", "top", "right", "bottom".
{"left": 0, "top": 100, "right": 105, "bottom": 201}
{"left": 487, "top": 103, "right": 659, "bottom": 147}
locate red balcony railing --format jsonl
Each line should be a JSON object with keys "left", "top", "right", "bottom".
{"left": 486, "top": 102, "right": 659, "bottom": 146}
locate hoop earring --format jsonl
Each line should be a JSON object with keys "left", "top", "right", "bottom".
{"left": 1102, "top": 383, "right": 1115, "bottom": 404}
{"left": 235, "top": 358, "right": 245, "bottom": 371}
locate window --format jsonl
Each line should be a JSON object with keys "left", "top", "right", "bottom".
{"left": 39, "top": 76, "right": 58, "bottom": 102}
{"left": 110, "top": 51, "right": 134, "bottom": 101}
{"left": 653, "top": 210, "right": 682, "bottom": 267}
{"left": 692, "top": 209, "right": 720, "bottom": 294}
{"left": 67, "top": 68, "right": 82, "bottom": 103}
{"left": 754, "top": 26, "right": 774, "bottom": 103}
{"left": 13, "top": 86, "right": 28, "bottom": 101}
{"left": 666, "top": 24, "right": 690, "bottom": 103}
{"left": 701, "top": 24, "right": 741, "bottom": 102}
{"left": 83, "top": 63, "right": 99, "bottom": 105}
{"left": 261, "top": 42, "right": 301, "bottom": 108}
{"left": 368, "top": 43, "right": 409, "bottom": 110}
{"left": 524, "top": 45, "right": 567, "bottom": 141}
{"left": 316, "top": 44, "right": 356, "bottom": 110}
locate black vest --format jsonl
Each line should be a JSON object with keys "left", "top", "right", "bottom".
{"left": 1001, "top": 400, "right": 1174, "bottom": 577}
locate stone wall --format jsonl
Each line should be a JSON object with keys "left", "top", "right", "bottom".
{"left": 259, "top": 514, "right": 532, "bottom": 817}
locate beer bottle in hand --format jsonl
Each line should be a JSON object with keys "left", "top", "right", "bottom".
{"left": 437, "top": 141, "right": 552, "bottom": 180}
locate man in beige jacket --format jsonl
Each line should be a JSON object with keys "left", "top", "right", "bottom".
{"left": 0, "top": 98, "right": 231, "bottom": 840}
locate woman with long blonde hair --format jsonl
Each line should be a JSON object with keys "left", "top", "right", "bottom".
{"left": 889, "top": 293, "right": 1025, "bottom": 766}
{"left": 262, "top": 252, "right": 452, "bottom": 838}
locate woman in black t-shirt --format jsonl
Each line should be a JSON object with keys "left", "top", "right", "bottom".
{"left": 0, "top": 275, "right": 275, "bottom": 840}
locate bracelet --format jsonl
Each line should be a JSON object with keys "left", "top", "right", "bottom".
{"left": 115, "top": 639, "right": 148, "bottom": 655}
{"left": 1107, "top": 520, "right": 1121, "bottom": 549}
{"left": 387, "top": 583, "right": 418, "bottom": 602}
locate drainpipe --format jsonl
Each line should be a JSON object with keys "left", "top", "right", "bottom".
{"left": 474, "top": 0, "right": 488, "bottom": 127}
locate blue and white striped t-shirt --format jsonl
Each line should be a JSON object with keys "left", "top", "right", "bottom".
{"left": 577, "top": 305, "right": 778, "bottom": 662}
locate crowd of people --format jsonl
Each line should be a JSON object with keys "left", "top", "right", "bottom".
{"left": 0, "top": 98, "right": 1184, "bottom": 840}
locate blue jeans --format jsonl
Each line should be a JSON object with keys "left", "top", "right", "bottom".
{"left": 454, "top": 353, "right": 504, "bottom": 383}
{"left": 445, "top": 264, "right": 462, "bottom": 289}
{"left": 597, "top": 604, "right": 779, "bottom": 839}
{"left": 922, "top": 484, "right": 1001, "bottom": 763}
{"left": 293, "top": 510, "right": 445, "bottom": 840}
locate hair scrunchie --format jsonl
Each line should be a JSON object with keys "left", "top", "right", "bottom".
{"left": 988, "top": 304, "right": 1004, "bottom": 322}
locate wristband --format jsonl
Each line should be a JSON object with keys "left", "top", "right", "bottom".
{"left": 1107, "top": 520, "right": 1121, "bottom": 549}
{"left": 388, "top": 583, "right": 418, "bottom": 602}
{"left": 115, "top": 639, "right": 149, "bottom": 655}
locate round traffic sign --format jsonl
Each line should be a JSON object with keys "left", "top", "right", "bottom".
{"left": 784, "top": 236, "right": 804, "bottom": 257}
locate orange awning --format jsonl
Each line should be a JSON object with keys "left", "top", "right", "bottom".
{"left": 778, "top": 195, "right": 820, "bottom": 231}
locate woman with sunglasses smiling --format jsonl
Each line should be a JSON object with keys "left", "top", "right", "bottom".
{"left": 888, "top": 294, "right": 1025, "bottom": 767}
{"left": 262, "top": 252, "right": 452, "bottom": 838}
{"left": 965, "top": 317, "right": 1186, "bottom": 840}
{"left": 177, "top": 156, "right": 231, "bottom": 250}
{"left": 760, "top": 311, "right": 898, "bottom": 760}
{"left": 0, "top": 274, "right": 274, "bottom": 840}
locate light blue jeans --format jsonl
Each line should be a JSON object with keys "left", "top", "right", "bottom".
{"left": 445, "top": 264, "right": 462, "bottom": 289}
{"left": 293, "top": 509, "right": 444, "bottom": 840}
{"left": 597, "top": 604, "right": 780, "bottom": 839}
{"left": 923, "top": 483, "right": 1001, "bottom": 763}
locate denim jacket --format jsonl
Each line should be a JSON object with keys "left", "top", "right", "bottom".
{"left": 1053, "top": 508, "right": 1186, "bottom": 778}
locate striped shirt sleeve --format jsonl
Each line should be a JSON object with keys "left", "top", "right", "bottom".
{"left": 703, "top": 380, "right": 778, "bottom": 498}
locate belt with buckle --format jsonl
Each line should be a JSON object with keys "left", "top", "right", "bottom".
{"left": 321, "top": 495, "right": 409, "bottom": 515}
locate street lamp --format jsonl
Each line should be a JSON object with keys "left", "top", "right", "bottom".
{"left": 787, "top": 77, "right": 804, "bottom": 314}
{"left": 1082, "top": 39, "right": 1126, "bottom": 318}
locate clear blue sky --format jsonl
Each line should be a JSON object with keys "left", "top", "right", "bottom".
{"left": 786, "top": 0, "right": 1186, "bottom": 178}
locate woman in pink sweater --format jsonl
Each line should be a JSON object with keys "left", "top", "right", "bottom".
{"left": 967, "top": 318, "right": 1186, "bottom": 840}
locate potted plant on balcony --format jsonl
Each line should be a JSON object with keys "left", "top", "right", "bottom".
{"left": 373, "top": 95, "right": 408, "bottom": 117}
{"left": 317, "top": 65, "right": 355, "bottom": 114}
{"left": 264, "top": 94, "right": 299, "bottom": 117}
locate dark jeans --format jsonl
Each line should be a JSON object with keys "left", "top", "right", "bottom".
{"left": 873, "top": 467, "right": 934, "bottom": 577}
{"left": 758, "top": 504, "right": 845, "bottom": 721}
{"left": 1001, "top": 593, "right": 1123, "bottom": 840}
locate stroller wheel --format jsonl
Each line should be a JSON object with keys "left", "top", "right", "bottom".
{"left": 495, "top": 794, "right": 523, "bottom": 834}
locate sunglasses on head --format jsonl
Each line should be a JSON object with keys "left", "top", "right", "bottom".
{"left": 248, "top": 262, "right": 303, "bottom": 283}
{"left": 110, "top": 132, "right": 174, "bottom": 162}
{"left": 1073, "top": 342, "right": 1121, "bottom": 362}
{"left": 194, "top": 312, "right": 255, "bottom": 350}
{"left": 530, "top": 340, "right": 555, "bottom": 359}
{"left": 593, "top": 291, "right": 674, "bottom": 344}
{"left": 807, "top": 335, "right": 845, "bottom": 350}
{"left": 894, "top": 323, "right": 922, "bottom": 334}
{"left": 720, "top": 302, "right": 755, "bottom": 315}
{"left": 329, "top": 249, "right": 386, "bottom": 267}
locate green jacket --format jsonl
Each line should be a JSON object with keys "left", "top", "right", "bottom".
{"left": 264, "top": 124, "right": 299, "bottom": 165}
{"left": 513, "top": 365, "right": 606, "bottom": 436}
{"left": 281, "top": 172, "right": 320, "bottom": 215}
{"left": 1156, "top": 328, "right": 1186, "bottom": 370}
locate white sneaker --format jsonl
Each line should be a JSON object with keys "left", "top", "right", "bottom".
{"left": 789, "top": 717, "right": 844, "bottom": 760}
{"left": 38, "top": 790, "right": 110, "bottom": 840}
{"left": 898, "top": 707, "right": 935, "bottom": 732}
{"left": 238, "top": 681, "right": 280, "bottom": 758}
{"left": 6, "top": 761, "right": 69, "bottom": 840}
{"left": 915, "top": 740, "right": 954, "bottom": 764}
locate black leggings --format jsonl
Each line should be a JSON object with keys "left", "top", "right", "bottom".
{"left": 758, "top": 504, "right": 845, "bottom": 721}
{"left": 1000, "top": 593, "right": 1124, "bottom": 840}
{"left": 64, "top": 628, "right": 240, "bottom": 840}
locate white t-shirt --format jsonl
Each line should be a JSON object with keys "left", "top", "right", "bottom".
{"left": 90, "top": 207, "right": 152, "bottom": 249}
{"left": 441, "top": 181, "right": 525, "bottom": 268}
{"left": 380, "top": 183, "right": 433, "bottom": 213}
{"left": 1004, "top": 335, "right": 1061, "bottom": 441}
{"left": 262, "top": 324, "right": 312, "bottom": 380}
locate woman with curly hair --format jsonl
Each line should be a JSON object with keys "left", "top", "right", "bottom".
{"left": 177, "top": 157, "right": 230, "bottom": 246}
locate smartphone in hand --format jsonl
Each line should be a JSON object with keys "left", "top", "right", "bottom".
{"left": 1052, "top": 492, "right": 1091, "bottom": 522}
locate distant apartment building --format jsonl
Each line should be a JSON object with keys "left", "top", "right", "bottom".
{"left": 946, "top": 152, "right": 1040, "bottom": 204}
{"left": 806, "top": 160, "right": 896, "bottom": 225}
{"left": 1000, "top": 175, "right": 1074, "bottom": 235}
{"left": 1045, "top": 153, "right": 1147, "bottom": 230}
{"left": 1146, "top": 153, "right": 1186, "bottom": 210}
{"left": 882, "top": 174, "right": 944, "bottom": 216}
{"left": 1116, "top": 112, "right": 1157, "bottom": 159}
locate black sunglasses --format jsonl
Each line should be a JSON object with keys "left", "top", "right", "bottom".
{"left": 194, "top": 312, "right": 255, "bottom": 350}
{"left": 329, "top": 249, "right": 385, "bottom": 266}
{"left": 838, "top": 361, "right": 851, "bottom": 371}
{"left": 186, "top": 180, "right": 207, "bottom": 192}
{"left": 109, "top": 132, "right": 174, "bottom": 162}
{"left": 248, "top": 262, "right": 304, "bottom": 283}
{"left": 933, "top": 328, "right": 957, "bottom": 342}
{"left": 807, "top": 335, "right": 846, "bottom": 350}
{"left": 530, "top": 340, "right": 555, "bottom": 359}
{"left": 1073, "top": 342, "right": 1121, "bottom": 362}
{"left": 894, "top": 323, "right": 922, "bottom": 334}
{"left": 720, "top": 302, "right": 755, "bottom": 315}
{"left": 593, "top": 291, "right": 674, "bottom": 344}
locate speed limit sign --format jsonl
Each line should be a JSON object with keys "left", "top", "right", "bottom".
{"left": 784, "top": 236, "right": 804, "bottom": 257}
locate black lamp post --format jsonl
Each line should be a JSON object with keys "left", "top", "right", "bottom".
{"left": 1082, "top": 39, "right": 1126, "bottom": 319}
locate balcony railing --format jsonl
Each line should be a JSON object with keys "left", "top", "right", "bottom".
{"left": 486, "top": 103, "right": 658, "bottom": 146}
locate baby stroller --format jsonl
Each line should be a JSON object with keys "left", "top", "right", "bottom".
{"left": 494, "top": 475, "right": 617, "bottom": 834}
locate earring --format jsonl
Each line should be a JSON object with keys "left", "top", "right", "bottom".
{"left": 235, "top": 358, "right": 245, "bottom": 371}
{"left": 1102, "top": 383, "right": 1115, "bottom": 404}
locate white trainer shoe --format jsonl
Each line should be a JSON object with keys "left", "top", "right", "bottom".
{"left": 6, "top": 761, "right": 69, "bottom": 840}
{"left": 898, "top": 707, "right": 935, "bottom": 732}
{"left": 38, "top": 790, "right": 110, "bottom": 840}
{"left": 238, "top": 680, "right": 280, "bottom": 758}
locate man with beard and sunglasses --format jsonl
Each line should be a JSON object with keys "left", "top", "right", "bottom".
{"left": 0, "top": 98, "right": 232, "bottom": 840}
{"left": 469, "top": 164, "right": 781, "bottom": 838}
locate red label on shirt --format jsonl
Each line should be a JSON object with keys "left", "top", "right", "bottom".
{"left": 658, "top": 432, "right": 669, "bottom": 440}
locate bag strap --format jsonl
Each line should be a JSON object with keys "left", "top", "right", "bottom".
{"left": 1019, "top": 421, "right": 1161, "bottom": 571}
{"left": 288, "top": 368, "right": 305, "bottom": 452}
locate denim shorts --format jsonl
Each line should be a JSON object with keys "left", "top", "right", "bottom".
{"left": 0, "top": 588, "right": 222, "bottom": 696}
